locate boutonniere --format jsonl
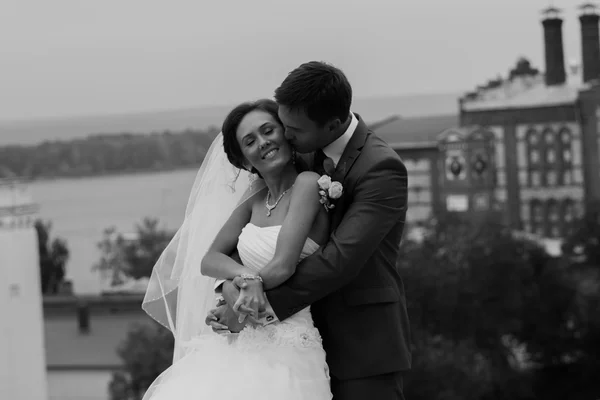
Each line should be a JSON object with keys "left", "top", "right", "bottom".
{"left": 317, "top": 175, "right": 343, "bottom": 212}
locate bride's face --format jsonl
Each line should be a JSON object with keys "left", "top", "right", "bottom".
{"left": 236, "top": 110, "right": 293, "bottom": 176}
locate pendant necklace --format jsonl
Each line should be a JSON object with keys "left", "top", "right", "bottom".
{"left": 265, "top": 186, "right": 293, "bottom": 217}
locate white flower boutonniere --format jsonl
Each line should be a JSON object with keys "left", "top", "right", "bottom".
{"left": 317, "top": 175, "right": 343, "bottom": 212}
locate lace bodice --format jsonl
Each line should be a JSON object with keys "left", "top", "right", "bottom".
{"left": 233, "top": 223, "right": 323, "bottom": 350}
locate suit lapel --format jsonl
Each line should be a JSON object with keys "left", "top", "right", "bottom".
{"left": 332, "top": 114, "right": 368, "bottom": 183}
{"left": 329, "top": 114, "right": 369, "bottom": 228}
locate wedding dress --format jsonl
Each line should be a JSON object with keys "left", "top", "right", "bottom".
{"left": 143, "top": 222, "right": 332, "bottom": 400}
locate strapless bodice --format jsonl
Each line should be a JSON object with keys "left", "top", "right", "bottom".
{"left": 233, "top": 223, "right": 322, "bottom": 349}
{"left": 237, "top": 223, "right": 320, "bottom": 272}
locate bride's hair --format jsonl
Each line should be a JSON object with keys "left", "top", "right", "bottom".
{"left": 221, "top": 98, "right": 282, "bottom": 176}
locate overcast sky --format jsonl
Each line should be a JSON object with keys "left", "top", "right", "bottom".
{"left": 0, "top": 0, "right": 583, "bottom": 121}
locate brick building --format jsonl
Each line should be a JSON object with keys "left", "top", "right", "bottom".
{"left": 376, "top": 5, "right": 600, "bottom": 239}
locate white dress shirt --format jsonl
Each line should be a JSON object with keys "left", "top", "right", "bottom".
{"left": 321, "top": 112, "right": 358, "bottom": 167}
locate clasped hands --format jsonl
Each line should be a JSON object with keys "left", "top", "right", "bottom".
{"left": 205, "top": 276, "right": 267, "bottom": 334}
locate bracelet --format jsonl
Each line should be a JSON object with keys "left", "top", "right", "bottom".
{"left": 239, "top": 273, "right": 263, "bottom": 283}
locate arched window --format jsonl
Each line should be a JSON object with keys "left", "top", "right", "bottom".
{"left": 558, "top": 128, "right": 573, "bottom": 186}
{"left": 542, "top": 128, "right": 558, "bottom": 187}
{"left": 526, "top": 129, "right": 541, "bottom": 187}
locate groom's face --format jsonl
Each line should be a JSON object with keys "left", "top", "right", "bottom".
{"left": 278, "top": 106, "right": 328, "bottom": 154}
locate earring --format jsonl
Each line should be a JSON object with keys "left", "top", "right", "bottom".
{"left": 292, "top": 148, "right": 296, "bottom": 165}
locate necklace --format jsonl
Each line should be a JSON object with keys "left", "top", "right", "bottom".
{"left": 265, "top": 186, "right": 292, "bottom": 217}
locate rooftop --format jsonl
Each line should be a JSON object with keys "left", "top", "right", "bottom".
{"left": 461, "top": 51, "right": 589, "bottom": 112}
{"left": 373, "top": 114, "right": 459, "bottom": 149}
{"left": 461, "top": 70, "right": 586, "bottom": 112}
{"left": 44, "top": 294, "right": 153, "bottom": 370}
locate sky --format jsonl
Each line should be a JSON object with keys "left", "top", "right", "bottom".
{"left": 0, "top": 0, "right": 584, "bottom": 122}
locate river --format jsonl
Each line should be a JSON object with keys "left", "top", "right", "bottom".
{"left": 30, "top": 169, "right": 199, "bottom": 294}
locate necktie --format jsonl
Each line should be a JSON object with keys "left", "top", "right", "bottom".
{"left": 314, "top": 150, "right": 336, "bottom": 176}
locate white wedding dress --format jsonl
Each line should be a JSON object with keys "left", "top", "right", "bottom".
{"left": 143, "top": 223, "right": 332, "bottom": 400}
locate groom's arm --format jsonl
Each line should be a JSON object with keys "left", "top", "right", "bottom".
{"left": 264, "top": 156, "right": 408, "bottom": 321}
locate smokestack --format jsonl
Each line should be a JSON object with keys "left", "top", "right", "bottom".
{"left": 541, "top": 7, "right": 567, "bottom": 86}
{"left": 77, "top": 301, "right": 90, "bottom": 334}
{"left": 579, "top": 3, "right": 600, "bottom": 83}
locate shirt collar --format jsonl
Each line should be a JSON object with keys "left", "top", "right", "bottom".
{"left": 322, "top": 112, "right": 358, "bottom": 166}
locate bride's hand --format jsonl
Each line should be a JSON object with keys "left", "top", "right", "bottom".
{"left": 233, "top": 279, "right": 266, "bottom": 321}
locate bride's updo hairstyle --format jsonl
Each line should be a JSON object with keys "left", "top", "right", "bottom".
{"left": 222, "top": 99, "right": 282, "bottom": 176}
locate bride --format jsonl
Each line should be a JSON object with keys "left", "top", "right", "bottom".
{"left": 141, "top": 98, "right": 333, "bottom": 399}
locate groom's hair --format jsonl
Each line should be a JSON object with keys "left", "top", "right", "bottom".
{"left": 274, "top": 61, "right": 352, "bottom": 126}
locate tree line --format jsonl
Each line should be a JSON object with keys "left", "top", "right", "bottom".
{"left": 0, "top": 128, "right": 219, "bottom": 179}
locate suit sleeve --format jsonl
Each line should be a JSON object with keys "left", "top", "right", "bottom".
{"left": 265, "top": 156, "right": 408, "bottom": 320}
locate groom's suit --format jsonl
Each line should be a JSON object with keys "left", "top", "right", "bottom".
{"left": 265, "top": 113, "right": 412, "bottom": 399}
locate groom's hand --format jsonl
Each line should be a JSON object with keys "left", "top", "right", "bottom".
{"left": 205, "top": 304, "right": 231, "bottom": 334}
{"left": 205, "top": 303, "right": 248, "bottom": 334}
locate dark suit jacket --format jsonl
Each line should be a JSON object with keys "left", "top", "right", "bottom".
{"left": 265, "top": 114, "right": 412, "bottom": 381}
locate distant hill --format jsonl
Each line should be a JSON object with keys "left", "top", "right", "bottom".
{"left": 0, "top": 92, "right": 460, "bottom": 146}
{"left": 0, "top": 129, "right": 215, "bottom": 180}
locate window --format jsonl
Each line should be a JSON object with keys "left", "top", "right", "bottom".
{"left": 526, "top": 129, "right": 541, "bottom": 187}
{"left": 530, "top": 199, "right": 544, "bottom": 236}
{"left": 544, "top": 130, "right": 554, "bottom": 144}
{"left": 558, "top": 128, "right": 573, "bottom": 186}
{"left": 561, "top": 198, "right": 575, "bottom": 236}
{"left": 531, "top": 171, "right": 541, "bottom": 187}
{"left": 541, "top": 128, "right": 557, "bottom": 187}
{"left": 547, "top": 199, "right": 560, "bottom": 237}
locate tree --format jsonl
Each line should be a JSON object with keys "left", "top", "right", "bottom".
{"left": 0, "top": 129, "right": 213, "bottom": 179}
{"left": 35, "top": 219, "right": 70, "bottom": 294}
{"left": 529, "top": 202, "right": 600, "bottom": 400}
{"left": 399, "top": 212, "right": 577, "bottom": 399}
{"left": 562, "top": 200, "right": 600, "bottom": 267}
{"left": 93, "top": 218, "right": 174, "bottom": 285}
{"left": 94, "top": 226, "right": 129, "bottom": 286}
{"left": 108, "top": 322, "right": 174, "bottom": 400}
{"left": 122, "top": 218, "right": 174, "bottom": 280}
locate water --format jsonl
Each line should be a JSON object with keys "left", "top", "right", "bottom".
{"left": 29, "top": 161, "right": 435, "bottom": 294}
{"left": 30, "top": 169, "right": 199, "bottom": 294}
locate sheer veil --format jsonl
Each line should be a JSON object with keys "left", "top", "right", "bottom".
{"left": 142, "top": 132, "right": 265, "bottom": 362}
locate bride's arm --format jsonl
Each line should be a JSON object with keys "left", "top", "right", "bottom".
{"left": 200, "top": 194, "right": 258, "bottom": 280}
{"left": 258, "top": 171, "right": 324, "bottom": 289}
{"left": 228, "top": 172, "right": 323, "bottom": 318}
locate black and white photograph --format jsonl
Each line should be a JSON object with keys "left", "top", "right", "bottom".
{"left": 1, "top": 1, "right": 599, "bottom": 399}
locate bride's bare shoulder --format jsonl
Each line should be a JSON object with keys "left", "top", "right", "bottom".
{"left": 294, "top": 171, "right": 320, "bottom": 186}
{"left": 245, "top": 184, "right": 268, "bottom": 211}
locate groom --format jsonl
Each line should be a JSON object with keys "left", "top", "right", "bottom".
{"left": 208, "top": 61, "right": 411, "bottom": 399}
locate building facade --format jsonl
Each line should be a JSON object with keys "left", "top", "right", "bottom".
{"left": 375, "top": 5, "right": 600, "bottom": 240}
{"left": 374, "top": 114, "right": 458, "bottom": 225}
{"left": 44, "top": 295, "right": 151, "bottom": 400}
{"left": 0, "top": 179, "right": 48, "bottom": 400}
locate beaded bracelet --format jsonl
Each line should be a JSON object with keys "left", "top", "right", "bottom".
{"left": 239, "top": 273, "right": 263, "bottom": 283}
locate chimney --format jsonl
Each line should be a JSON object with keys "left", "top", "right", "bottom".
{"left": 579, "top": 3, "right": 600, "bottom": 83}
{"left": 77, "top": 301, "right": 90, "bottom": 334}
{"left": 541, "top": 7, "right": 567, "bottom": 86}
